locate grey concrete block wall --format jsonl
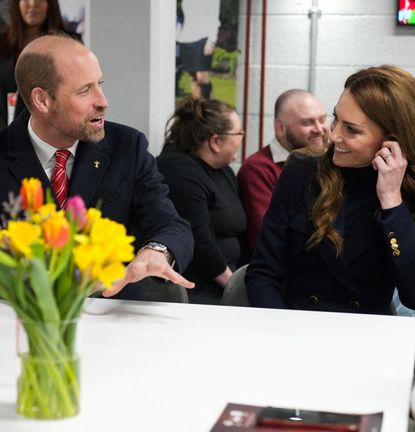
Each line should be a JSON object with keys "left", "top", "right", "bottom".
{"left": 237, "top": 0, "right": 415, "bottom": 163}
{"left": 89, "top": 0, "right": 175, "bottom": 156}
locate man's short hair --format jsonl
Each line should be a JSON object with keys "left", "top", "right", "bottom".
{"left": 274, "top": 89, "right": 313, "bottom": 119}
{"left": 15, "top": 51, "right": 62, "bottom": 110}
{"left": 15, "top": 33, "right": 81, "bottom": 111}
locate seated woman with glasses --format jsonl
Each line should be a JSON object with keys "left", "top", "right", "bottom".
{"left": 157, "top": 97, "right": 248, "bottom": 304}
{"left": 246, "top": 65, "right": 415, "bottom": 314}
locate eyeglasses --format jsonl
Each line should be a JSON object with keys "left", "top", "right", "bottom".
{"left": 220, "top": 131, "right": 245, "bottom": 137}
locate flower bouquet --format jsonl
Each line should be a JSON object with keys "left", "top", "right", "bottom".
{"left": 0, "top": 178, "right": 135, "bottom": 419}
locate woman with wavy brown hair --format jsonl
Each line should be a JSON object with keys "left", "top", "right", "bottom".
{"left": 0, "top": 0, "right": 80, "bottom": 131}
{"left": 246, "top": 65, "right": 415, "bottom": 314}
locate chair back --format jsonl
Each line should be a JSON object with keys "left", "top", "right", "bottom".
{"left": 221, "top": 264, "right": 250, "bottom": 306}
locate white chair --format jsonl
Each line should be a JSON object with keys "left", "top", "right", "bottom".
{"left": 221, "top": 265, "right": 250, "bottom": 306}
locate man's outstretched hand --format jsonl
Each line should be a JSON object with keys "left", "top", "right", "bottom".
{"left": 102, "top": 249, "right": 195, "bottom": 297}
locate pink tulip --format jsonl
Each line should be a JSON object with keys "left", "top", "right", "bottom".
{"left": 66, "top": 196, "right": 87, "bottom": 229}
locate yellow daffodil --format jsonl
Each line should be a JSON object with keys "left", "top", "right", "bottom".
{"left": 73, "top": 244, "right": 105, "bottom": 271}
{"left": 89, "top": 218, "right": 135, "bottom": 262}
{"left": 73, "top": 217, "right": 134, "bottom": 287}
{"left": 7, "top": 221, "right": 42, "bottom": 258}
{"left": 94, "top": 262, "right": 125, "bottom": 289}
{"left": 83, "top": 208, "right": 102, "bottom": 234}
{"left": 31, "top": 203, "right": 57, "bottom": 224}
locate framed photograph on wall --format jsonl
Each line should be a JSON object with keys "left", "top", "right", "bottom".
{"left": 58, "top": 0, "right": 90, "bottom": 45}
{"left": 175, "top": 0, "right": 240, "bottom": 108}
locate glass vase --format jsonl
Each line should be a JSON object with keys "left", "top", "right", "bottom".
{"left": 16, "top": 319, "right": 80, "bottom": 419}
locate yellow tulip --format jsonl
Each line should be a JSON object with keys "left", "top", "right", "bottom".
{"left": 43, "top": 212, "right": 70, "bottom": 249}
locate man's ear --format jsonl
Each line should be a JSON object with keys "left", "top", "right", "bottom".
{"left": 208, "top": 134, "right": 221, "bottom": 154}
{"left": 274, "top": 118, "right": 285, "bottom": 138}
{"left": 31, "top": 87, "right": 52, "bottom": 114}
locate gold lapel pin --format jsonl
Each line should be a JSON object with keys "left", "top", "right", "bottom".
{"left": 94, "top": 161, "right": 100, "bottom": 168}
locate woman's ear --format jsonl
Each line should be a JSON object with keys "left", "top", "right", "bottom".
{"left": 208, "top": 134, "right": 221, "bottom": 154}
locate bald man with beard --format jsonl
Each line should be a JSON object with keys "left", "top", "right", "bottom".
{"left": 238, "top": 89, "right": 328, "bottom": 253}
{"left": 0, "top": 34, "right": 195, "bottom": 300}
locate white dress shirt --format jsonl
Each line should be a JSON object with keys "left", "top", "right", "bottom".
{"left": 268, "top": 136, "right": 290, "bottom": 164}
{"left": 27, "top": 117, "right": 79, "bottom": 181}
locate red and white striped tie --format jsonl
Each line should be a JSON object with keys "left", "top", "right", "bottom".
{"left": 51, "top": 149, "right": 71, "bottom": 209}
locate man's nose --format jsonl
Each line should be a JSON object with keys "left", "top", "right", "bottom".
{"left": 94, "top": 88, "right": 108, "bottom": 109}
{"left": 313, "top": 121, "right": 325, "bottom": 135}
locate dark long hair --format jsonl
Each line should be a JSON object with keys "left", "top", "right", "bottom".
{"left": 0, "top": 0, "right": 64, "bottom": 56}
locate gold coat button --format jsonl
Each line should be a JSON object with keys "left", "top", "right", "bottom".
{"left": 393, "top": 250, "right": 401, "bottom": 257}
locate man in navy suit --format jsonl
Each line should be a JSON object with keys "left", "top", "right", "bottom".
{"left": 0, "top": 34, "right": 194, "bottom": 298}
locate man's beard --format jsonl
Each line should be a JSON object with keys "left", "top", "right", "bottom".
{"left": 286, "top": 127, "right": 326, "bottom": 150}
{"left": 51, "top": 107, "right": 105, "bottom": 143}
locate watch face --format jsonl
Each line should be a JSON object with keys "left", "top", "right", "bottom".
{"left": 148, "top": 242, "right": 167, "bottom": 252}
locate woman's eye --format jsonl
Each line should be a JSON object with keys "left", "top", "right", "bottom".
{"left": 346, "top": 125, "right": 358, "bottom": 134}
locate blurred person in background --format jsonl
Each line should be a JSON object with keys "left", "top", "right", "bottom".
{"left": 0, "top": 0, "right": 81, "bottom": 131}
{"left": 238, "top": 89, "right": 328, "bottom": 253}
{"left": 176, "top": 0, "right": 220, "bottom": 99}
{"left": 157, "top": 97, "right": 248, "bottom": 304}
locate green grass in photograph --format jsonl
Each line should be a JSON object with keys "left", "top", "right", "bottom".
{"left": 176, "top": 72, "right": 237, "bottom": 108}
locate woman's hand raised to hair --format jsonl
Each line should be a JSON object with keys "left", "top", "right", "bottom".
{"left": 372, "top": 140, "right": 407, "bottom": 209}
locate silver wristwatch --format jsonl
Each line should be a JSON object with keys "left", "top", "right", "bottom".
{"left": 138, "top": 242, "right": 174, "bottom": 266}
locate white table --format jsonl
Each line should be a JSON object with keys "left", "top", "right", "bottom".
{"left": 0, "top": 298, "right": 414, "bottom": 431}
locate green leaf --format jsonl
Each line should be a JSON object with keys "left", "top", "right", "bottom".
{"left": 51, "top": 243, "right": 72, "bottom": 281}
{"left": 31, "top": 243, "right": 45, "bottom": 261}
{"left": 0, "top": 250, "right": 17, "bottom": 268}
{"left": 14, "top": 264, "right": 27, "bottom": 311}
{"left": 29, "top": 258, "right": 60, "bottom": 323}
{"left": 45, "top": 187, "right": 53, "bottom": 204}
{"left": 0, "top": 264, "right": 16, "bottom": 296}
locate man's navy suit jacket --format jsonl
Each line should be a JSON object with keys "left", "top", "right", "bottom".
{"left": 0, "top": 111, "right": 194, "bottom": 279}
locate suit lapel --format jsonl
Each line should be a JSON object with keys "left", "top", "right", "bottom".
{"left": 68, "top": 139, "right": 110, "bottom": 207}
{"left": 7, "top": 112, "right": 51, "bottom": 191}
